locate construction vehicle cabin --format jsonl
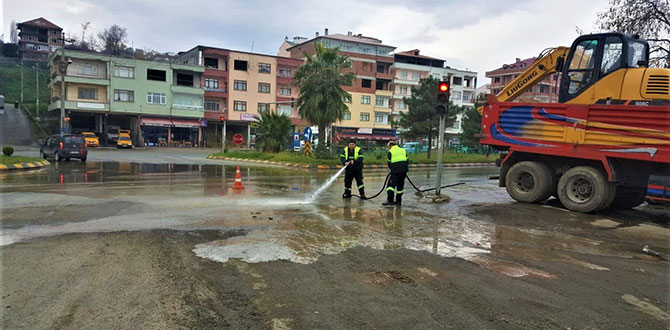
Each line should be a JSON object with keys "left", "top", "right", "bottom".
{"left": 480, "top": 32, "right": 670, "bottom": 213}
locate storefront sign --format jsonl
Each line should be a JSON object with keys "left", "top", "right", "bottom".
{"left": 241, "top": 114, "right": 258, "bottom": 122}
{"left": 357, "top": 127, "right": 373, "bottom": 134}
{"left": 77, "top": 102, "right": 105, "bottom": 109}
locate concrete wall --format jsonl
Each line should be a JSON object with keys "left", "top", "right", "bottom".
{"left": 227, "top": 51, "right": 277, "bottom": 121}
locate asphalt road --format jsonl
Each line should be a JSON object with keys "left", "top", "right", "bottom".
{"left": 1, "top": 150, "right": 668, "bottom": 329}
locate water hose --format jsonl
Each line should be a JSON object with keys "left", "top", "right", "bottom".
{"left": 349, "top": 170, "right": 465, "bottom": 200}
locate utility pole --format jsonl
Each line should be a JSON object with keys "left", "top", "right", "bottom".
{"left": 59, "top": 33, "right": 73, "bottom": 135}
{"left": 20, "top": 58, "right": 24, "bottom": 103}
{"left": 35, "top": 64, "right": 39, "bottom": 118}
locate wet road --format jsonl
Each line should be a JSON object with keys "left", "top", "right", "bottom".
{"left": 1, "top": 156, "right": 669, "bottom": 329}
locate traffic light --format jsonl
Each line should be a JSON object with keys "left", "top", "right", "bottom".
{"left": 436, "top": 80, "right": 450, "bottom": 116}
{"left": 220, "top": 116, "right": 225, "bottom": 121}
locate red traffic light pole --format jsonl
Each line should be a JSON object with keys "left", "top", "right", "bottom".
{"left": 436, "top": 80, "right": 450, "bottom": 195}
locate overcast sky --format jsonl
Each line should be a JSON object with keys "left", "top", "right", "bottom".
{"left": 2, "top": 0, "right": 610, "bottom": 87}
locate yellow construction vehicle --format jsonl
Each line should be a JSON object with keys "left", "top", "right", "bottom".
{"left": 480, "top": 32, "right": 670, "bottom": 213}
{"left": 480, "top": 32, "right": 669, "bottom": 112}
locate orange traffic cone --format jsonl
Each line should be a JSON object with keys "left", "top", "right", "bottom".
{"left": 232, "top": 165, "right": 245, "bottom": 189}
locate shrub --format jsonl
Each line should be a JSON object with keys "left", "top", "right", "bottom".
{"left": 2, "top": 146, "right": 14, "bottom": 156}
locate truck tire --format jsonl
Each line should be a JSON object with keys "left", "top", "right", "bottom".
{"left": 505, "top": 161, "right": 554, "bottom": 203}
{"left": 557, "top": 166, "right": 614, "bottom": 212}
{"left": 610, "top": 186, "right": 646, "bottom": 209}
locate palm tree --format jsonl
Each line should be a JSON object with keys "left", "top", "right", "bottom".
{"left": 292, "top": 43, "right": 354, "bottom": 152}
{"left": 252, "top": 110, "right": 292, "bottom": 153}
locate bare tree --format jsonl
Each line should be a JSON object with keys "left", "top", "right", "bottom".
{"left": 597, "top": 0, "right": 670, "bottom": 67}
{"left": 97, "top": 24, "right": 127, "bottom": 55}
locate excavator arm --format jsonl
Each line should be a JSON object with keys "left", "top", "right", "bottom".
{"left": 478, "top": 46, "right": 569, "bottom": 114}
{"left": 494, "top": 46, "right": 569, "bottom": 103}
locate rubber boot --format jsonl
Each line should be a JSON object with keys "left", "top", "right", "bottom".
{"left": 359, "top": 188, "right": 366, "bottom": 200}
{"left": 395, "top": 194, "right": 402, "bottom": 206}
{"left": 382, "top": 191, "right": 395, "bottom": 206}
{"left": 342, "top": 189, "right": 352, "bottom": 199}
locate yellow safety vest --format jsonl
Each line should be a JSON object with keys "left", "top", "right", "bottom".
{"left": 344, "top": 147, "right": 361, "bottom": 160}
{"left": 389, "top": 145, "right": 407, "bottom": 163}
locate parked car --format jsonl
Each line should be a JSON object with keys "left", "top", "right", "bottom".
{"left": 117, "top": 135, "right": 133, "bottom": 149}
{"left": 40, "top": 134, "right": 88, "bottom": 162}
{"left": 0, "top": 95, "right": 5, "bottom": 115}
{"left": 81, "top": 132, "right": 99, "bottom": 147}
{"left": 402, "top": 142, "right": 428, "bottom": 153}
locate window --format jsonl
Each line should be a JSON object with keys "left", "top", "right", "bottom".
{"left": 233, "top": 101, "right": 247, "bottom": 111}
{"left": 376, "top": 64, "right": 386, "bottom": 73}
{"left": 233, "top": 80, "right": 247, "bottom": 91}
{"left": 452, "top": 76, "right": 463, "bottom": 85}
{"left": 205, "top": 78, "right": 219, "bottom": 89}
{"left": 539, "top": 85, "right": 548, "bottom": 93}
{"left": 567, "top": 38, "right": 598, "bottom": 95}
{"left": 114, "top": 66, "right": 134, "bottom": 78}
{"left": 258, "top": 63, "right": 271, "bottom": 73}
{"left": 494, "top": 77, "right": 500, "bottom": 83}
{"left": 343, "top": 111, "right": 351, "bottom": 120}
{"left": 374, "top": 112, "right": 384, "bottom": 123}
{"left": 375, "top": 97, "right": 387, "bottom": 107}
{"left": 147, "top": 69, "right": 166, "bottom": 81}
{"left": 361, "top": 95, "right": 371, "bottom": 104}
{"left": 452, "top": 118, "right": 461, "bottom": 129}
{"left": 375, "top": 80, "right": 385, "bottom": 90}
{"left": 279, "top": 86, "right": 291, "bottom": 95}
{"left": 173, "top": 94, "right": 203, "bottom": 108}
{"left": 361, "top": 79, "right": 372, "bottom": 88}
{"left": 204, "top": 99, "right": 220, "bottom": 111}
{"left": 400, "top": 71, "right": 408, "bottom": 79}
{"left": 79, "top": 65, "right": 97, "bottom": 77}
{"left": 234, "top": 60, "right": 248, "bottom": 71}
{"left": 399, "top": 86, "right": 408, "bottom": 94}
{"left": 204, "top": 57, "right": 219, "bottom": 69}
{"left": 257, "top": 103, "right": 269, "bottom": 112}
{"left": 278, "top": 105, "right": 292, "bottom": 116}
{"left": 146, "top": 93, "right": 166, "bottom": 104}
{"left": 452, "top": 91, "right": 462, "bottom": 100}
{"left": 462, "top": 91, "right": 473, "bottom": 102}
{"left": 360, "top": 112, "right": 370, "bottom": 121}
{"left": 600, "top": 36, "right": 623, "bottom": 76}
{"left": 627, "top": 41, "right": 648, "bottom": 68}
{"left": 279, "top": 67, "right": 291, "bottom": 77}
{"left": 114, "top": 90, "right": 134, "bottom": 102}
{"left": 258, "top": 82, "right": 271, "bottom": 93}
{"left": 176, "top": 73, "right": 194, "bottom": 86}
{"left": 396, "top": 101, "right": 406, "bottom": 110}
{"left": 78, "top": 88, "right": 97, "bottom": 100}
{"left": 411, "top": 73, "right": 420, "bottom": 81}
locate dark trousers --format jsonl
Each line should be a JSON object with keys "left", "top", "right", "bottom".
{"left": 387, "top": 172, "right": 406, "bottom": 203}
{"left": 344, "top": 169, "right": 364, "bottom": 195}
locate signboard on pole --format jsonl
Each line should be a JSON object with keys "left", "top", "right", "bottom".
{"left": 303, "top": 127, "right": 313, "bottom": 142}
{"left": 293, "top": 133, "right": 301, "bottom": 151}
{"left": 233, "top": 133, "right": 244, "bottom": 145}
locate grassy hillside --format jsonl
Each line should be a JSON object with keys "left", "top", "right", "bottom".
{"left": 0, "top": 58, "right": 51, "bottom": 117}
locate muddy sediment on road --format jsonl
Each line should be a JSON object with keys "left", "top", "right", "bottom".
{"left": 1, "top": 229, "right": 668, "bottom": 330}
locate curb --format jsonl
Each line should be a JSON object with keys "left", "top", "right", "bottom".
{"left": 206, "top": 155, "right": 495, "bottom": 170}
{"left": 0, "top": 160, "right": 51, "bottom": 171}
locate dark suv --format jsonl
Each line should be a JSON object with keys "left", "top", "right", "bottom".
{"left": 40, "top": 134, "right": 88, "bottom": 162}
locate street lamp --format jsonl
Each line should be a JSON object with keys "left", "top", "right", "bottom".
{"left": 59, "top": 33, "right": 75, "bottom": 135}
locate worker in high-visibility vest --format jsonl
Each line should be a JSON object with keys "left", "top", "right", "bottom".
{"left": 340, "top": 140, "right": 366, "bottom": 199}
{"left": 383, "top": 141, "right": 409, "bottom": 206}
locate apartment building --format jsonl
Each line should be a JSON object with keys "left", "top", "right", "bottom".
{"left": 48, "top": 49, "right": 205, "bottom": 146}
{"left": 16, "top": 17, "right": 63, "bottom": 61}
{"left": 287, "top": 29, "right": 398, "bottom": 144}
{"left": 176, "top": 46, "right": 303, "bottom": 148}
{"left": 486, "top": 57, "right": 560, "bottom": 103}
{"left": 391, "top": 49, "right": 477, "bottom": 136}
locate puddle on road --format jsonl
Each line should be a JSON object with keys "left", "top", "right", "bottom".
{"left": 2, "top": 162, "right": 665, "bottom": 279}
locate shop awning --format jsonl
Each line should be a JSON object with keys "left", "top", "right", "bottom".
{"left": 171, "top": 119, "right": 205, "bottom": 128}
{"left": 336, "top": 133, "right": 396, "bottom": 141}
{"left": 141, "top": 117, "right": 172, "bottom": 127}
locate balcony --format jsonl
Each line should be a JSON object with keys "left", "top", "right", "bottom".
{"left": 171, "top": 63, "right": 204, "bottom": 73}
{"left": 50, "top": 74, "right": 109, "bottom": 87}
{"left": 204, "top": 88, "right": 228, "bottom": 98}
{"left": 374, "top": 90, "right": 393, "bottom": 97}
{"left": 171, "top": 84, "right": 204, "bottom": 95}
